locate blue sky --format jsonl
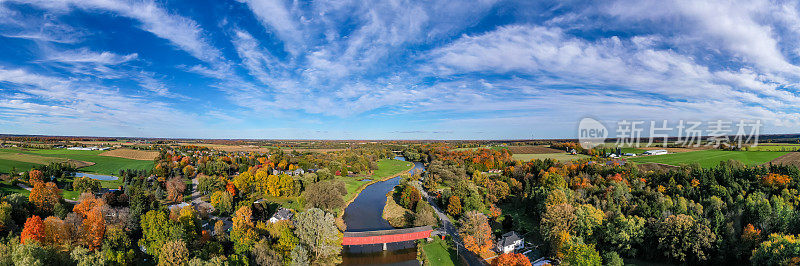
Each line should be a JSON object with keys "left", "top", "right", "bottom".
{"left": 0, "top": 0, "right": 799, "bottom": 139}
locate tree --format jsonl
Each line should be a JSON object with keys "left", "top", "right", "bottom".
{"left": 21, "top": 216, "right": 45, "bottom": 244}
{"left": 413, "top": 202, "right": 438, "bottom": 227}
{"left": 541, "top": 203, "right": 576, "bottom": 254}
{"left": 29, "top": 182, "right": 61, "bottom": 214}
{"left": 230, "top": 206, "right": 258, "bottom": 254}
{"left": 210, "top": 191, "right": 233, "bottom": 215}
{"left": 598, "top": 212, "right": 645, "bottom": 257}
{"left": 72, "top": 177, "right": 101, "bottom": 194}
{"left": 70, "top": 246, "right": 106, "bottom": 266}
{"left": 751, "top": 233, "right": 800, "bottom": 266}
{"left": 139, "top": 210, "right": 181, "bottom": 258}
{"left": 446, "top": 196, "right": 462, "bottom": 217}
{"left": 399, "top": 184, "right": 421, "bottom": 210}
{"left": 651, "top": 214, "right": 715, "bottom": 263}
{"left": 159, "top": 239, "right": 189, "bottom": 266}
{"left": 293, "top": 208, "right": 342, "bottom": 264}
{"left": 166, "top": 177, "right": 186, "bottom": 203}
{"left": 459, "top": 211, "right": 493, "bottom": 255}
{"left": 304, "top": 180, "right": 346, "bottom": 211}
{"left": 182, "top": 165, "right": 196, "bottom": 178}
{"left": 28, "top": 170, "right": 43, "bottom": 183}
{"left": 251, "top": 239, "right": 282, "bottom": 266}
{"left": 492, "top": 252, "right": 531, "bottom": 266}
{"left": 42, "top": 216, "right": 68, "bottom": 247}
{"left": 562, "top": 238, "right": 601, "bottom": 266}
{"left": 0, "top": 202, "right": 16, "bottom": 233}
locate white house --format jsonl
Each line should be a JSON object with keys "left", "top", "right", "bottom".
{"left": 269, "top": 208, "right": 293, "bottom": 223}
{"left": 643, "top": 149, "right": 668, "bottom": 155}
{"left": 496, "top": 231, "right": 524, "bottom": 254}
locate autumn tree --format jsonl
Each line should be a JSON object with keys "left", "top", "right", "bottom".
{"left": 28, "top": 170, "right": 43, "bottom": 183}
{"left": 210, "top": 191, "right": 233, "bottom": 215}
{"left": 751, "top": 233, "right": 800, "bottom": 266}
{"left": 446, "top": 196, "right": 462, "bottom": 217}
{"left": 165, "top": 177, "right": 186, "bottom": 203}
{"left": 29, "top": 181, "right": 61, "bottom": 213}
{"left": 492, "top": 252, "right": 531, "bottom": 266}
{"left": 21, "top": 215, "right": 45, "bottom": 244}
{"left": 459, "top": 211, "right": 493, "bottom": 255}
{"left": 398, "top": 184, "right": 421, "bottom": 210}
{"left": 562, "top": 237, "right": 602, "bottom": 266}
{"left": 73, "top": 194, "right": 107, "bottom": 250}
{"left": 158, "top": 239, "right": 189, "bottom": 266}
{"left": 231, "top": 206, "right": 258, "bottom": 254}
{"left": 42, "top": 216, "right": 69, "bottom": 247}
{"left": 182, "top": 165, "right": 196, "bottom": 178}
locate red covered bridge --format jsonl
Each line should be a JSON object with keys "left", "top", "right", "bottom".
{"left": 342, "top": 226, "right": 433, "bottom": 249}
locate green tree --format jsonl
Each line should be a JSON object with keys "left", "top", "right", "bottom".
{"left": 304, "top": 180, "right": 346, "bottom": 211}
{"left": 651, "top": 214, "right": 715, "bottom": 263}
{"left": 751, "top": 233, "right": 800, "bottom": 266}
{"left": 598, "top": 212, "right": 645, "bottom": 257}
{"left": 210, "top": 191, "right": 233, "bottom": 215}
{"left": 562, "top": 238, "right": 601, "bottom": 266}
{"left": 71, "top": 246, "right": 106, "bottom": 266}
{"left": 139, "top": 210, "right": 181, "bottom": 258}
{"left": 293, "top": 208, "right": 342, "bottom": 264}
{"left": 230, "top": 206, "right": 258, "bottom": 254}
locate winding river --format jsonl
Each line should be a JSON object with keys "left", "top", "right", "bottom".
{"left": 341, "top": 156, "right": 426, "bottom": 265}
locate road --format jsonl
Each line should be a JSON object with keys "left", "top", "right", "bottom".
{"left": 413, "top": 181, "right": 487, "bottom": 266}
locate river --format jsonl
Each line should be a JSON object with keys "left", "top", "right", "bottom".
{"left": 341, "top": 156, "right": 426, "bottom": 265}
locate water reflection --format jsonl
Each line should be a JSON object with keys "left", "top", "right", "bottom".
{"left": 340, "top": 156, "right": 426, "bottom": 265}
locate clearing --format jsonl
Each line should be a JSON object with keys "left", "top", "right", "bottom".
{"left": 0, "top": 149, "right": 153, "bottom": 175}
{"left": 512, "top": 153, "right": 590, "bottom": 162}
{"left": 100, "top": 148, "right": 159, "bottom": 160}
{"left": 628, "top": 150, "right": 788, "bottom": 168}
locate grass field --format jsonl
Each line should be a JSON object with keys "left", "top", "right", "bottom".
{"left": 342, "top": 159, "right": 414, "bottom": 203}
{"left": 421, "top": 239, "right": 458, "bottom": 266}
{"left": 629, "top": 150, "right": 789, "bottom": 168}
{"left": 0, "top": 148, "right": 153, "bottom": 176}
{"left": 512, "top": 153, "right": 590, "bottom": 162}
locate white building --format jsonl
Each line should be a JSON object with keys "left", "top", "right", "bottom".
{"left": 269, "top": 208, "right": 293, "bottom": 223}
{"left": 643, "top": 149, "right": 668, "bottom": 155}
{"left": 496, "top": 231, "right": 524, "bottom": 254}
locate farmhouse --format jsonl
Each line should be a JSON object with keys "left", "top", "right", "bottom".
{"left": 643, "top": 149, "right": 668, "bottom": 155}
{"left": 496, "top": 231, "right": 524, "bottom": 254}
{"left": 269, "top": 207, "right": 293, "bottom": 223}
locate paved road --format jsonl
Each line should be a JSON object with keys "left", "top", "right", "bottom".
{"left": 413, "top": 181, "right": 487, "bottom": 266}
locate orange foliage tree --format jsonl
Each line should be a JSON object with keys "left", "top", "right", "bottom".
{"left": 761, "top": 173, "right": 791, "bottom": 189}
{"left": 29, "top": 181, "right": 61, "bottom": 213}
{"left": 28, "top": 170, "right": 43, "bottom": 183}
{"left": 459, "top": 211, "right": 494, "bottom": 255}
{"left": 447, "top": 196, "right": 462, "bottom": 217}
{"left": 43, "top": 216, "right": 69, "bottom": 247}
{"left": 21, "top": 215, "right": 45, "bottom": 244}
{"left": 492, "top": 253, "right": 532, "bottom": 266}
{"left": 73, "top": 194, "right": 107, "bottom": 250}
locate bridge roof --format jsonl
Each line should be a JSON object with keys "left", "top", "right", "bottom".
{"left": 343, "top": 225, "right": 433, "bottom": 237}
{"left": 342, "top": 226, "right": 434, "bottom": 245}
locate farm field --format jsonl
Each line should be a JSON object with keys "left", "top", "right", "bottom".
{"left": 507, "top": 145, "right": 562, "bottom": 154}
{"left": 451, "top": 146, "right": 507, "bottom": 151}
{"left": 769, "top": 152, "right": 800, "bottom": 167}
{"left": 745, "top": 144, "right": 800, "bottom": 151}
{"left": 512, "top": 153, "right": 590, "bottom": 162}
{"left": 100, "top": 148, "right": 159, "bottom": 160}
{"left": 629, "top": 150, "right": 789, "bottom": 168}
{"left": 0, "top": 148, "right": 153, "bottom": 175}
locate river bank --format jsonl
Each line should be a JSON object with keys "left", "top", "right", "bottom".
{"left": 338, "top": 159, "right": 415, "bottom": 220}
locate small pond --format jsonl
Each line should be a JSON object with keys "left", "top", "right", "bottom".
{"left": 75, "top": 172, "right": 119, "bottom": 181}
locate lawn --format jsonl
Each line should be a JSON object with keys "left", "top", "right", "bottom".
{"left": 512, "top": 153, "right": 590, "bottom": 162}
{"left": 629, "top": 150, "right": 789, "bottom": 168}
{"left": 421, "top": 239, "right": 458, "bottom": 266}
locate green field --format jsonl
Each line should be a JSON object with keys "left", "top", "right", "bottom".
{"left": 512, "top": 153, "right": 590, "bottom": 162}
{"left": 629, "top": 150, "right": 788, "bottom": 168}
{"left": 421, "top": 239, "right": 458, "bottom": 266}
{"left": 0, "top": 149, "right": 153, "bottom": 175}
